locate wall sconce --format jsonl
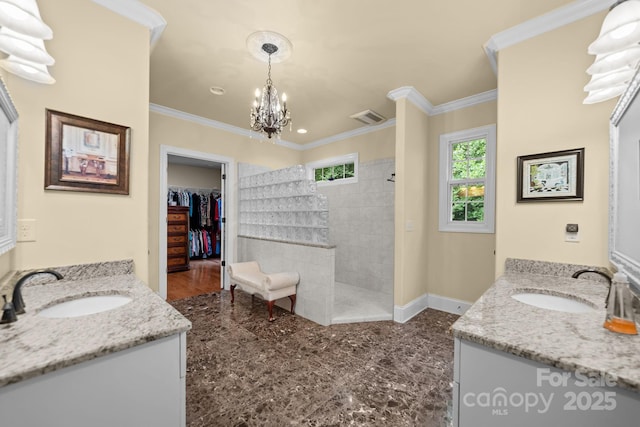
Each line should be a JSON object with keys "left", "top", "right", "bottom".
{"left": 0, "top": 0, "right": 55, "bottom": 84}
{"left": 584, "top": 0, "right": 640, "bottom": 104}
{"left": 0, "top": 0, "right": 52, "bottom": 39}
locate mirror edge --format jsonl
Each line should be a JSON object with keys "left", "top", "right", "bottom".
{"left": 609, "top": 68, "right": 640, "bottom": 290}
{"left": 0, "top": 76, "right": 19, "bottom": 256}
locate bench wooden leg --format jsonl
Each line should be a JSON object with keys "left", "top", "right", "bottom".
{"left": 266, "top": 300, "right": 275, "bottom": 322}
{"left": 288, "top": 294, "right": 296, "bottom": 314}
{"left": 230, "top": 284, "right": 236, "bottom": 304}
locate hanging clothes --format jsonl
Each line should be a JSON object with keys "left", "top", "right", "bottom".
{"left": 168, "top": 187, "right": 221, "bottom": 259}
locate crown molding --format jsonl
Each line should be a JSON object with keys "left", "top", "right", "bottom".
{"left": 484, "top": 0, "right": 611, "bottom": 74}
{"left": 386, "top": 86, "right": 497, "bottom": 117}
{"left": 431, "top": 89, "right": 498, "bottom": 115}
{"left": 301, "top": 119, "right": 397, "bottom": 150}
{"left": 149, "top": 103, "right": 302, "bottom": 150}
{"left": 387, "top": 86, "right": 434, "bottom": 115}
{"left": 151, "top": 84, "right": 498, "bottom": 153}
{"left": 92, "top": 0, "right": 167, "bottom": 48}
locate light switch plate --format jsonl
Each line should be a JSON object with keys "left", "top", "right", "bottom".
{"left": 565, "top": 231, "right": 579, "bottom": 242}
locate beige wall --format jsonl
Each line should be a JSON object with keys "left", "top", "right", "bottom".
{"left": 495, "top": 13, "right": 615, "bottom": 276}
{"left": 394, "top": 99, "right": 429, "bottom": 306}
{"left": 427, "top": 102, "right": 497, "bottom": 302}
{"left": 148, "top": 112, "right": 301, "bottom": 290}
{"left": 167, "top": 163, "right": 221, "bottom": 190}
{"left": 301, "top": 125, "right": 395, "bottom": 164}
{"left": 4, "top": 0, "right": 150, "bottom": 280}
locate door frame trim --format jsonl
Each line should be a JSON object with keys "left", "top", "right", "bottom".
{"left": 159, "top": 145, "right": 235, "bottom": 299}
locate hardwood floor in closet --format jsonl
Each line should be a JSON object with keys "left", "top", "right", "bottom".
{"left": 167, "top": 258, "right": 221, "bottom": 301}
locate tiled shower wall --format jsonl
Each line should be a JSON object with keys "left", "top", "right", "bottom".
{"left": 318, "top": 158, "right": 395, "bottom": 295}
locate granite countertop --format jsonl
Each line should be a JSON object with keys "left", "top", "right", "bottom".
{"left": 452, "top": 260, "right": 640, "bottom": 392}
{"left": 0, "top": 270, "right": 191, "bottom": 388}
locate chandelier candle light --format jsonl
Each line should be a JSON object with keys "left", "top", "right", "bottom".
{"left": 249, "top": 41, "right": 291, "bottom": 140}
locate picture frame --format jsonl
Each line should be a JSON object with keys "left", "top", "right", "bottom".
{"left": 45, "top": 109, "right": 130, "bottom": 195}
{"left": 517, "top": 148, "right": 584, "bottom": 202}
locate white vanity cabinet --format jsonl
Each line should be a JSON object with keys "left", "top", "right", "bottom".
{"left": 453, "top": 337, "right": 640, "bottom": 427}
{"left": 0, "top": 332, "right": 187, "bottom": 427}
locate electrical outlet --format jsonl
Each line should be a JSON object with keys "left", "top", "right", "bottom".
{"left": 17, "top": 219, "right": 36, "bottom": 242}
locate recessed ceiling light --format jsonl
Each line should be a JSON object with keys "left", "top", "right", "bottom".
{"left": 209, "top": 86, "right": 225, "bottom": 95}
{"left": 297, "top": 128, "right": 307, "bottom": 134}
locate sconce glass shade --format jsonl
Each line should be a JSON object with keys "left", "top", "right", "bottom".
{"left": 0, "top": 0, "right": 53, "bottom": 39}
{"left": 584, "top": 67, "right": 636, "bottom": 91}
{"left": 0, "top": 27, "right": 54, "bottom": 65}
{"left": 583, "top": 84, "right": 627, "bottom": 104}
{"left": 588, "top": 0, "right": 640, "bottom": 55}
{"left": 587, "top": 45, "right": 640, "bottom": 74}
{"left": 0, "top": 55, "right": 55, "bottom": 84}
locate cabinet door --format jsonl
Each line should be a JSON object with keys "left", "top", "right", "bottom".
{"left": 456, "top": 339, "right": 640, "bottom": 427}
{"left": 0, "top": 334, "right": 186, "bottom": 427}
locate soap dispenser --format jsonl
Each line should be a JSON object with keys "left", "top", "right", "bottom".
{"left": 604, "top": 273, "right": 638, "bottom": 335}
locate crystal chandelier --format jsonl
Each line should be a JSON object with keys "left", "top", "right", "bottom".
{"left": 250, "top": 42, "right": 291, "bottom": 139}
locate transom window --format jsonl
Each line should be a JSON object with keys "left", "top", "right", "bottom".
{"left": 439, "top": 125, "right": 496, "bottom": 233}
{"left": 306, "top": 153, "right": 358, "bottom": 186}
{"left": 313, "top": 162, "right": 355, "bottom": 183}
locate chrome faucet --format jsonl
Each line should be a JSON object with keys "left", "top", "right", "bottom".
{"left": 12, "top": 270, "right": 63, "bottom": 315}
{"left": 572, "top": 268, "right": 613, "bottom": 306}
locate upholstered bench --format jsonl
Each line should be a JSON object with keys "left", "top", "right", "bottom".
{"left": 228, "top": 261, "right": 299, "bottom": 322}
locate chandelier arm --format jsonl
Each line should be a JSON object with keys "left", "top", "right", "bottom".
{"left": 249, "top": 47, "right": 290, "bottom": 139}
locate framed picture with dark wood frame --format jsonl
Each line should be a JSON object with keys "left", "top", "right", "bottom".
{"left": 45, "top": 109, "right": 130, "bottom": 194}
{"left": 517, "top": 148, "right": 584, "bottom": 202}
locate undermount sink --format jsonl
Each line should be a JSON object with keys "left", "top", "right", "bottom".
{"left": 38, "top": 295, "right": 132, "bottom": 318}
{"left": 511, "top": 292, "right": 594, "bottom": 313}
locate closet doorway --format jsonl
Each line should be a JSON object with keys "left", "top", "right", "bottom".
{"left": 159, "top": 145, "right": 236, "bottom": 302}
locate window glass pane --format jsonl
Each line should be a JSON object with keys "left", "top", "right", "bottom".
{"left": 452, "top": 161, "right": 468, "bottom": 180}
{"left": 334, "top": 164, "right": 345, "bottom": 179}
{"left": 322, "top": 167, "right": 333, "bottom": 181}
{"left": 451, "top": 185, "right": 467, "bottom": 202}
{"left": 468, "top": 159, "right": 486, "bottom": 179}
{"left": 314, "top": 168, "right": 323, "bottom": 181}
{"left": 451, "top": 202, "right": 466, "bottom": 221}
{"left": 467, "top": 185, "right": 485, "bottom": 201}
{"left": 467, "top": 202, "right": 484, "bottom": 222}
{"left": 452, "top": 142, "right": 467, "bottom": 161}
{"left": 468, "top": 138, "right": 486, "bottom": 158}
{"left": 345, "top": 163, "right": 355, "bottom": 177}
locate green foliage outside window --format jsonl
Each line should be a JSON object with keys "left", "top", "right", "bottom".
{"left": 314, "top": 162, "right": 355, "bottom": 182}
{"left": 451, "top": 138, "right": 486, "bottom": 222}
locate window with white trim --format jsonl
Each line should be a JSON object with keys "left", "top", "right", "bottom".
{"left": 306, "top": 153, "right": 358, "bottom": 186}
{"left": 439, "top": 125, "right": 496, "bottom": 233}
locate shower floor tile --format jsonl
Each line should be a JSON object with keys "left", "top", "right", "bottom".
{"left": 332, "top": 282, "right": 393, "bottom": 324}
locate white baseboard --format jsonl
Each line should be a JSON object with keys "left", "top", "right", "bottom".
{"left": 393, "top": 293, "right": 472, "bottom": 323}
{"left": 393, "top": 294, "right": 429, "bottom": 324}
{"left": 427, "top": 294, "right": 472, "bottom": 316}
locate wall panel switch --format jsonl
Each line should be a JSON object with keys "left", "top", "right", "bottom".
{"left": 17, "top": 219, "right": 36, "bottom": 242}
{"left": 565, "top": 223, "right": 579, "bottom": 242}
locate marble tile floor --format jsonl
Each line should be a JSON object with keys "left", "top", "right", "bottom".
{"left": 332, "top": 282, "right": 393, "bottom": 324}
{"left": 170, "top": 290, "right": 459, "bottom": 427}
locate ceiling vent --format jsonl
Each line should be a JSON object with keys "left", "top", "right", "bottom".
{"left": 350, "top": 109, "right": 386, "bottom": 125}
